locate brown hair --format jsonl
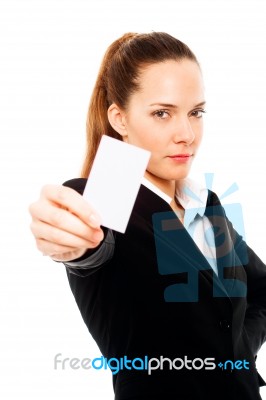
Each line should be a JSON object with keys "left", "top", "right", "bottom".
{"left": 81, "top": 32, "right": 199, "bottom": 177}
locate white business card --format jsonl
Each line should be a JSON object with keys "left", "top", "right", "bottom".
{"left": 83, "top": 135, "right": 151, "bottom": 233}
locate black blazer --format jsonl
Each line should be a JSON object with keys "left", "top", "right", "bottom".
{"left": 64, "top": 178, "right": 266, "bottom": 400}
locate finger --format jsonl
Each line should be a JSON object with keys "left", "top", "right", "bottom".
{"left": 35, "top": 238, "right": 93, "bottom": 259}
{"left": 40, "top": 185, "right": 102, "bottom": 228}
{"left": 30, "top": 198, "right": 103, "bottom": 240}
{"left": 36, "top": 237, "right": 101, "bottom": 257}
{"left": 31, "top": 219, "right": 104, "bottom": 249}
{"left": 35, "top": 237, "right": 79, "bottom": 256}
{"left": 50, "top": 249, "right": 89, "bottom": 262}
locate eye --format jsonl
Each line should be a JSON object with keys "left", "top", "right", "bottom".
{"left": 153, "top": 110, "right": 170, "bottom": 120}
{"left": 190, "top": 109, "right": 206, "bottom": 119}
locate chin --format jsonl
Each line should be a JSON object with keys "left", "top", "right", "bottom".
{"left": 148, "top": 164, "right": 191, "bottom": 182}
{"left": 172, "top": 166, "right": 191, "bottom": 181}
{"left": 174, "top": 173, "right": 190, "bottom": 181}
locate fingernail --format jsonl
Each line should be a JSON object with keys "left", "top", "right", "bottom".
{"left": 89, "top": 213, "right": 102, "bottom": 228}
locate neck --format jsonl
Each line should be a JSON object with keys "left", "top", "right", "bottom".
{"left": 144, "top": 171, "right": 176, "bottom": 199}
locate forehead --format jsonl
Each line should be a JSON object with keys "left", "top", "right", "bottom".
{"left": 134, "top": 59, "right": 204, "bottom": 104}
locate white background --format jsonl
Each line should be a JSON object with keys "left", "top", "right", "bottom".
{"left": 0, "top": 0, "right": 266, "bottom": 398}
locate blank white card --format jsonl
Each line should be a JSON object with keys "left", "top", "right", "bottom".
{"left": 83, "top": 135, "right": 151, "bottom": 233}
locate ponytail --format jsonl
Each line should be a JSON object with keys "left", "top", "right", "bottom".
{"left": 81, "top": 33, "right": 138, "bottom": 178}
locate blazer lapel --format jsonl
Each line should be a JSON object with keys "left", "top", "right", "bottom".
{"left": 205, "top": 191, "right": 247, "bottom": 299}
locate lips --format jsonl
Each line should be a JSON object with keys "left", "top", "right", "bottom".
{"left": 167, "top": 154, "right": 193, "bottom": 163}
{"left": 169, "top": 154, "right": 192, "bottom": 158}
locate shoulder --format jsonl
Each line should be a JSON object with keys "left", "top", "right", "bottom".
{"left": 62, "top": 178, "right": 87, "bottom": 195}
{"left": 206, "top": 189, "right": 222, "bottom": 207}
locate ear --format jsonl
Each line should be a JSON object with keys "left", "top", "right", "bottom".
{"left": 108, "top": 103, "right": 128, "bottom": 140}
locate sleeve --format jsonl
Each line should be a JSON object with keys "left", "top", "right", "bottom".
{"left": 241, "top": 242, "right": 266, "bottom": 357}
{"left": 64, "top": 228, "right": 115, "bottom": 276}
{"left": 61, "top": 178, "right": 115, "bottom": 277}
{"left": 208, "top": 190, "right": 266, "bottom": 386}
{"left": 209, "top": 190, "right": 266, "bottom": 358}
{"left": 229, "top": 223, "right": 266, "bottom": 387}
{"left": 218, "top": 197, "right": 266, "bottom": 358}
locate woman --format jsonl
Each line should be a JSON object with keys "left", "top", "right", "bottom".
{"left": 29, "top": 32, "right": 266, "bottom": 399}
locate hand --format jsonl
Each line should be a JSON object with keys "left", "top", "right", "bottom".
{"left": 29, "top": 184, "right": 104, "bottom": 262}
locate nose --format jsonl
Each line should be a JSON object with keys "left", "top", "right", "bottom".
{"left": 173, "top": 117, "right": 195, "bottom": 145}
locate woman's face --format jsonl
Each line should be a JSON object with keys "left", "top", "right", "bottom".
{"left": 112, "top": 59, "right": 205, "bottom": 190}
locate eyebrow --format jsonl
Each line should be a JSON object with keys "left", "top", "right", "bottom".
{"left": 149, "top": 101, "right": 206, "bottom": 108}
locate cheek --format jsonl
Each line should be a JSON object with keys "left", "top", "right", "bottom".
{"left": 126, "top": 119, "right": 158, "bottom": 148}
{"left": 197, "top": 129, "right": 204, "bottom": 145}
{"left": 192, "top": 120, "right": 204, "bottom": 143}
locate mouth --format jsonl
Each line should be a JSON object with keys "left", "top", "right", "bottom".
{"left": 168, "top": 154, "right": 193, "bottom": 163}
{"left": 169, "top": 154, "right": 192, "bottom": 158}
